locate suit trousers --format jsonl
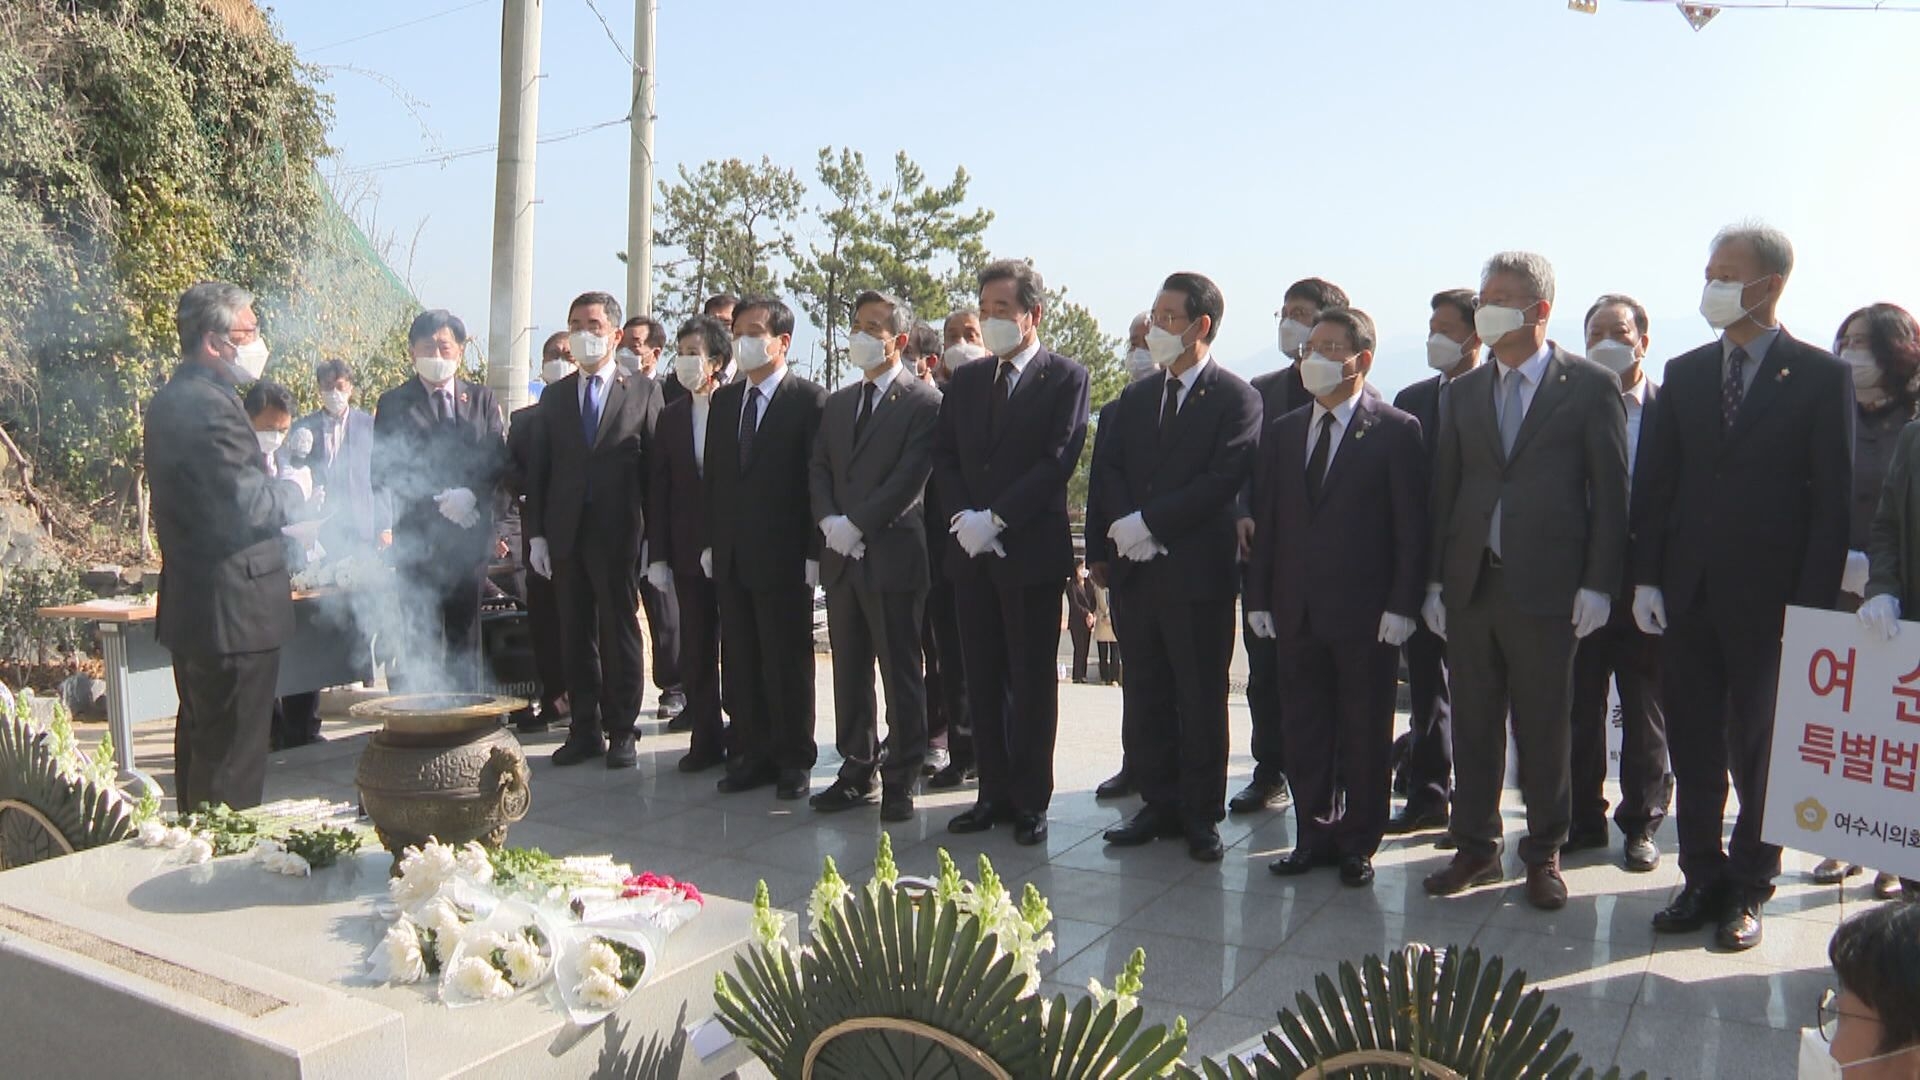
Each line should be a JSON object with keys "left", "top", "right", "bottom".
{"left": 555, "top": 520, "right": 645, "bottom": 742}
{"left": 674, "top": 573, "right": 727, "bottom": 761}
{"left": 1278, "top": 630, "right": 1400, "bottom": 858}
{"left": 1570, "top": 616, "right": 1673, "bottom": 839}
{"left": 716, "top": 572, "right": 817, "bottom": 776}
{"left": 523, "top": 536, "right": 567, "bottom": 711}
{"left": 923, "top": 577, "right": 970, "bottom": 763}
{"left": 1446, "top": 564, "right": 1576, "bottom": 865}
{"left": 1116, "top": 585, "right": 1235, "bottom": 824}
{"left": 954, "top": 573, "right": 1064, "bottom": 813}
{"left": 827, "top": 582, "right": 929, "bottom": 789}
{"left": 1069, "top": 623, "right": 1092, "bottom": 681}
{"left": 1401, "top": 625, "right": 1454, "bottom": 814}
{"left": 1660, "top": 602, "right": 1784, "bottom": 896}
{"left": 172, "top": 648, "right": 279, "bottom": 811}
{"left": 271, "top": 692, "right": 321, "bottom": 749}
{"left": 637, "top": 575, "right": 683, "bottom": 693}
{"left": 1240, "top": 570, "right": 1287, "bottom": 785}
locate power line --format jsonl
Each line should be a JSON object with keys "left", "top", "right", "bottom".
{"left": 333, "top": 114, "right": 631, "bottom": 175}
{"left": 306, "top": 0, "right": 495, "bottom": 54}
{"left": 580, "top": 0, "right": 639, "bottom": 70}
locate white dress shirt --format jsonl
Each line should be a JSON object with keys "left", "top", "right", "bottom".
{"left": 859, "top": 361, "right": 902, "bottom": 412}
{"left": 1494, "top": 344, "right": 1552, "bottom": 429}
{"left": 997, "top": 337, "right": 1042, "bottom": 394}
{"left": 1623, "top": 376, "right": 1651, "bottom": 483}
{"left": 1305, "top": 383, "right": 1364, "bottom": 470}
{"left": 691, "top": 393, "right": 711, "bottom": 476}
{"left": 1163, "top": 353, "right": 1212, "bottom": 414}
{"left": 741, "top": 363, "right": 788, "bottom": 430}
{"left": 578, "top": 361, "right": 613, "bottom": 419}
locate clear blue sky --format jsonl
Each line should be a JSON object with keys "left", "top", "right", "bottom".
{"left": 277, "top": 0, "right": 1920, "bottom": 394}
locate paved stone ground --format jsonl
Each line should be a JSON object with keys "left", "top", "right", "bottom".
{"left": 104, "top": 658, "right": 1854, "bottom": 1078}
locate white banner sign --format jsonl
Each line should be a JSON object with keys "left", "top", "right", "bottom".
{"left": 1764, "top": 606, "right": 1920, "bottom": 878}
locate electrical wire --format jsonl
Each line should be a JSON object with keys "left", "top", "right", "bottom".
{"left": 333, "top": 114, "right": 632, "bottom": 175}
{"left": 305, "top": 0, "right": 495, "bottom": 54}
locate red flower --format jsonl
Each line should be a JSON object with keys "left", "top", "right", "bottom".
{"left": 619, "top": 872, "right": 703, "bottom": 905}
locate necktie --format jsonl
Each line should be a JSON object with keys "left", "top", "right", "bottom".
{"left": 435, "top": 390, "right": 453, "bottom": 424}
{"left": 854, "top": 380, "right": 877, "bottom": 445}
{"left": 1306, "top": 411, "right": 1334, "bottom": 504}
{"left": 739, "top": 385, "right": 761, "bottom": 468}
{"left": 1159, "top": 377, "right": 1181, "bottom": 443}
{"left": 581, "top": 374, "right": 602, "bottom": 443}
{"left": 1499, "top": 366, "right": 1525, "bottom": 456}
{"left": 989, "top": 361, "right": 1012, "bottom": 432}
{"left": 1436, "top": 379, "right": 1451, "bottom": 436}
{"left": 1723, "top": 345, "right": 1748, "bottom": 430}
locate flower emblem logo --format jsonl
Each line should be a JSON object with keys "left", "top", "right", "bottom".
{"left": 1795, "top": 797, "right": 1828, "bottom": 833}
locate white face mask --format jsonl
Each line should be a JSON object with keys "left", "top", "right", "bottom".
{"left": 226, "top": 337, "right": 270, "bottom": 383}
{"left": 1145, "top": 325, "right": 1187, "bottom": 368}
{"left": 1426, "top": 333, "right": 1466, "bottom": 373}
{"left": 614, "top": 347, "right": 641, "bottom": 374}
{"left": 1842, "top": 348, "right": 1882, "bottom": 390}
{"left": 1299, "top": 352, "right": 1350, "bottom": 398}
{"left": 255, "top": 429, "right": 285, "bottom": 454}
{"left": 414, "top": 353, "right": 459, "bottom": 385}
{"left": 541, "top": 359, "right": 575, "bottom": 385}
{"left": 673, "top": 354, "right": 710, "bottom": 393}
{"left": 735, "top": 334, "right": 773, "bottom": 372}
{"left": 943, "top": 342, "right": 989, "bottom": 373}
{"left": 1277, "top": 318, "right": 1313, "bottom": 358}
{"left": 1587, "top": 339, "right": 1638, "bottom": 376}
{"left": 1799, "top": 1026, "right": 1919, "bottom": 1079}
{"left": 320, "top": 388, "right": 351, "bottom": 416}
{"left": 1474, "top": 304, "right": 1528, "bottom": 346}
{"left": 981, "top": 316, "right": 1026, "bottom": 357}
{"left": 1700, "top": 278, "right": 1763, "bottom": 331}
{"left": 570, "top": 330, "right": 611, "bottom": 367}
{"left": 848, "top": 332, "right": 890, "bottom": 372}
{"left": 1124, "top": 347, "right": 1157, "bottom": 381}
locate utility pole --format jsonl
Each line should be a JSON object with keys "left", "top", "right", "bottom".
{"left": 625, "top": 0, "right": 656, "bottom": 318}
{"left": 487, "top": 0, "right": 541, "bottom": 416}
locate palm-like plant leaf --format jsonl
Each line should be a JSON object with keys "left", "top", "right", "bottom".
{"left": 0, "top": 707, "right": 132, "bottom": 869}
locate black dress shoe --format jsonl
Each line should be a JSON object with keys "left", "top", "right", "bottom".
{"left": 1228, "top": 778, "right": 1291, "bottom": 814}
{"left": 1340, "top": 856, "right": 1375, "bottom": 887}
{"left": 1103, "top": 807, "right": 1181, "bottom": 846}
{"left": 1095, "top": 770, "right": 1134, "bottom": 799}
{"left": 1623, "top": 833, "right": 1660, "bottom": 873}
{"left": 678, "top": 749, "right": 724, "bottom": 773}
{"left": 1563, "top": 828, "right": 1609, "bottom": 853}
{"left": 717, "top": 766, "right": 777, "bottom": 794}
{"left": 1013, "top": 813, "right": 1048, "bottom": 846}
{"left": 948, "top": 801, "right": 1004, "bottom": 834}
{"left": 776, "top": 770, "right": 810, "bottom": 801}
{"left": 605, "top": 735, "right": 638, "bottom": 769}
{"left": 1383, "top": 805, "right": 1448, "bottom": 835}
{"left": 1653, "top": 881, "right": 1727, "bottom": 933}
{"left": 880, "top": 788, "right": 915, "bottom": 823}
{"left": 1186, "top": 824, "right": 1224, "bottom": 863}
{"left": 809, "top": 779, "right": 875, "bottom": 813}
{"left": 551, "top": 737, "right": 606, "bottom": 767}
{"left": 928, "top": 762, "right": 977, "bottom": 791}
{"left": 1269, "top": 848, "right": 1319, "bottom": 877}
{"left": 665, "top": 713, "right": 695, "bottom": 734}
{"left": 513, "top": 710, "right": 549, "bottom": 735}
{"left": 1716, "top": 898, "right": 1763, "bottom": 951}
{"left": 655, "top": 690, "right": 686, "bottom": 720}
{"left": 922, "top": 748, "right": 951, "bottom": 777}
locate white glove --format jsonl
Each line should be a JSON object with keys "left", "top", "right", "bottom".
{"left": 1420, "top": 585, "right": 1446, "bottom": 640}
{"left": 645, "top": 560, "right": 673, "bottom": 592}
{"left": 1247, "top": 611, "right": 1277, "bottom": 640}
{"left": 1631, "top": 585, "right": 1667, "bottom": 635}
{"left": 1120, "top": 536, "right": 1168, "bottom": 562}
{"left": 1860, "top": 594, "right": 1902, "bottom": 641}
{"left": 950, "top": 509, "right": 1004, "bottom": 558}
{"left": 700, "top": 548, "right": 713, "bottom": 579}
{"left": 280, "top": 465, "right": 314, "bottom": 502}
{"left": 434, "top": 487, "right": 480, "bottom": 528}
{"left": 820, "top": 515, "right": 863, "bottom": 557}
{"left": 527, "top": 537, "right": 552, "bottom": 579}
{"left": 1107, "top": 512, "right": 1155, "bottom": 556}
{"left": 805, "top": 559, "right": 819, "bottom": 589}
{"left": 289, "top": 427, "right": 315, "bottom": 457}
{"left": 1842, "top": 550, "right": 1871, "bottom": 597}
{"left": 1378, "top": 612, "right": 1416, "bottom": 647}
{"left": 846, "top": 540, "right": 867, "bottom": 560}
{"left": 1571, "top": 588, "right": 1612, "bottom": 640}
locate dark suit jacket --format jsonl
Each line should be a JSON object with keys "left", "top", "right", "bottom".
{"left": 1429, "top": 344, "right": 1629, "bottom": 618}
{"left": 1237, "top": 364, "right": 1311, "bottom": 522}
{"left": 704, "top": 368, "right": 828, "bottom": 590}
{"left": 284, "top": 407, "right": 384, "bottom": 549}
{"left": 526, "top": 367, "right": 662, "bottom": 563}
{"left": 1610, "top": 379, "right": 1659, "bottom": 604}
{"left": 1631, "top": 331, "right": 1853, "bottom": 624}
{"left": 931, "top": 347, "right": 1091, "bottom": 585}
{"left": 661, "top": 371, "right": 690, "bottom": 407}
{"left": 1091, "top": 360, "right": 1261, "bottom": 603}
{"left": 1393, "top": 373, "right": 1455, "bottom": 458}
{"left": 809, "top": 372, "right": 942, "bottom": 592}
{"left": 1247, "top": 391, "right": 1427, "bottom": 640}
{"left": 1083, "top": 398, "right": 1122, "bottom": 567}
{"left": 145, "top": 363, "right": 300, "bottom": 656}
{"left": 647, "top": 395, "right": 708, "bottom": 578}
{"left": 372, "top": 376, "right": 507, "bottom": 570}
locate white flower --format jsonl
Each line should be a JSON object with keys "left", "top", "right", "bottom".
{"left": 577, "top": 969, "right": 626, "bottom": 1010}
{"left": 418, "top": 897, "right": 468, "bottom": 951}
{"left": 162, "top": 826, "right": 192, "bottom": 849}
{"left": 251, "top": 838, "right": 284, "bottom": 861}
{"left": 577, "top": 940, "right": 623, "bottom": 981}
{"left": 454, "top": 843, "right": 494, "bottom": 885}
{"left": 271, "top": 852, "right": 311, "bottom": 877}
{"left": 503, "top": 935, "right": 547, "bottom": 987}
{"left": 391, "top": 840, "right": 460, "bottom": 909}
{"left": 374, "top": 920, "right": 426, "bottom": 984}
{"left": 136, "top": 820, "right": 167, "bottom": 847}
{"left": 180, "top": 836, "right": 214, "bottom": 864}
{"left": 448, "top": 956, "right": 512, "bottom": 1002}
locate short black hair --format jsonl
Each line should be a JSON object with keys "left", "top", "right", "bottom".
{"left": 639, "top": 316, "right": 667, "bottom": 349}
{"left": 703, "top": 293, "right": 739, "bottom": 317}
{"left": 1585, "top": 293, "right": 1650, "bottom": 336}
{"left": 540, "top": 331, "right": 568, "bottom": 361}
{"left": 1829, "top": 902, "right": 1920, "bottom": 1054}
{"left": 1314, "top": 307, "right": 1377, "bottom": 354}
{"left": 1284, "top": 278, "right": 1349, "bottom": 313}
{"left": 1430, "top": 288, "right": 1476, "bottom": 328}
{"left": 314, "top": 358, "right": 356, "bottom": 388}
{"left": 733, "top": 295, "right": 795, "bottom": 337}
{"left": 907, "top": 321, "right": 942, "bottom": 360}
{"left": 978, "top": 258, "right": 1045, "bottom": 311}
{"left": 408, "top": 308, "right": 468, "bottom": 347}
{"left": 676, "top": 315, "right": 733, "bottom": 364}
{"left": 1161, "top": 271, "right": 1224, "bottom": 343}
{"left": 244, "top": 379, "right": 295, "bottom": 419}
{"left": 569, "top": 291, "right": 623, "bottom": 328}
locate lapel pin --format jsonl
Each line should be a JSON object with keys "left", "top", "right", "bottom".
{"left": 458, "top": 392, "right": 469, "bottom": 405}
{"left": 1558, "top": 374, "right": 1567, "bottom": 383}
{"left": 1778, "top": 368, "right": 1790, "bottom": 380}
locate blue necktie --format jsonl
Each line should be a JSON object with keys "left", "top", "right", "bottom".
{"left": 739, "top": 385, "right": 761, "bottom": 469}
{"left": 581, "top": 374, "right": 602, "bottom": 443}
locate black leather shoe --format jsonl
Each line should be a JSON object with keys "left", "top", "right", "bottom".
{"left": 513, "top": 710, "right": 549, "bottom": 735}
{"left": 605, "top": 735, "right": 638, "bottom": 769}
{"left": 810, "top": 779, "right": 875, "bottom": 813}
{"left": 1653, "top": 881, "right": 1727, "bottom": 933}
{"left": 1422, "top": 851, "right": 1504, "bottom": 896}
{"left": 1228, "top": 779, "right": 1291, "bottom": 814}
{"left": 716, "top": 766, "right": 777, "bottom": 794}
{"left": 1186, "top": 824, "right": 1224, "bottom": 863}
{"left": 1340, "top": 856, "right": 1375, "bottom": 887}
{"left": 1383, "top": 805, "right": 1448, "bottom": 835}
{"left": 1268, "top": 848, "right": 1319, "bottom": 877}
{"left": 551, "top": 737, "right": 606, "bottom": 767}
{"left": 678, "top": 749, "right": 724, "bottom": 773}
{"left": 948, "top": 801, "right": 1004, "bottom": 834}
{"left": 665, "top": 713, "right": 695, "bottom": 734}
{"left": 922, "top": 748, "right": 951, "bottom": 777}
{"left": 776, "top": 770, "right": 810, "bottom": 801}
{"left": 1716, "top": 898, "right": 1763, "bottom": 951}
{"left": 928, "top": 762, "right": 977, "bottom": 791}
{"left": 1624, "top": 833, "right": 1660, "bottom": 873}
{"left": 880, "top": 787, "right": 915, "bottom": 823}
{"left": 1013, "top": 813, "right": 1048, "bottom": 846}
{"left": 1095, "top": 770, "right": 1134, "bottom": 799}
{"left": 1103, "top": 807, "right": 1181, "bottom": 847}
{"left": 1563, "top": 828, "right": 1609, "bottom": 853}
{"left": 655, "top": 690, "right": 686, "bottom": 720}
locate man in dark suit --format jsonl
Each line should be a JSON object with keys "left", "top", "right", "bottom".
{"left": 1568, "top": 295, "right": 1674, "bottom": 874}
{"left": 372, "top": 310, "right": 508, "bottom": 693}
{"left": 807, "top": 290, "right": 943, "bottom": 821}
{"left": 1230, "top": 276, "right": 1348, "bottom": 815}
{"left": 1385, "top": 288, "right": 1480, "bottom": 836}
{"left": 704, "top": 296, "right": 827, "bottom": 800}
{"left": 146, "top": 281, "right": 311, "bottom": 809}
{"left": 1421, "top": 252, "right": 1629, "bottom": 912}
{"left": 503, "top": 335, "right": 570, "bottom": 735}
{"left": 1634, "top": 224, "right": 1853, "bottom": 950}
{"left": 525, "top": 291, "right": 662, "bottom": 769}
{"left": 924, "top": 310, "right": 988, "bottom": 789}
{"left": 616, "top": 314, "right": 686, "bottom": 721}
{"left": 934, "top": 259, "right": 1090, "bottom": 846}
{"left": 646, "top": 317, "right": 734, "bottom": 773}
{"left": 1249, "top": 307, "right": 1427, "bottom": 886}
{"left": 1095, "top": 271, "right": 1259, "bottom": 862}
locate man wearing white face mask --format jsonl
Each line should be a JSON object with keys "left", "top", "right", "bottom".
{"left": 1422, "top": 251, "right": 1628, "bottom": 913}
{"left": 923, "top": 308, "right": 988, "bottom": 789}
{"left": 372, "top": 308, "right": 508, "bottom": 694}
{"left": 287, "top": 358, "right": 385, "bottom": 559}
{"left": 1635, "top": 222, "right": 1853, "bottom": 951}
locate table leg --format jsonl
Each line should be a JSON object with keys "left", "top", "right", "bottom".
{"left": 98, "top": 624, "right": 159, "bottom": 801}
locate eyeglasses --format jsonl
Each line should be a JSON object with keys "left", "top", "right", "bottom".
{"left": 1819, "top": 987, "right": 1876, "bottom": 1043}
